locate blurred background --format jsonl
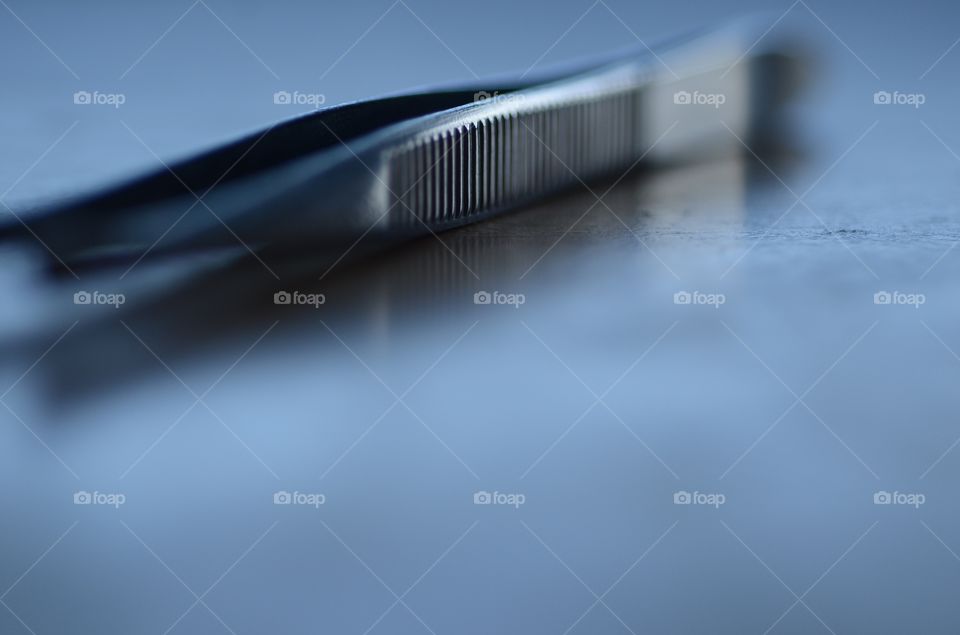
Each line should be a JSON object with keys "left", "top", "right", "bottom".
{"left": 2, "top": 0, "right": 960, "bottom": 633}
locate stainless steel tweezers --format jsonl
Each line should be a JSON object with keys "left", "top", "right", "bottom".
{"left": 1, "top": 18, "right": 803, "bottom": 267}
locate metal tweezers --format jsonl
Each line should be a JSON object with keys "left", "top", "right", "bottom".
{"left": 0, "top": 18, "right": 803, "bottom": 269}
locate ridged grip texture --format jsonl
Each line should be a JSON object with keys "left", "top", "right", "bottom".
{"left": 385, "top": 84, "right": 643, "bottom": 229}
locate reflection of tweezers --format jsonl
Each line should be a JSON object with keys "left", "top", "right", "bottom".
{"left": 2, "top": 18, "right": 804, "bottom": 268}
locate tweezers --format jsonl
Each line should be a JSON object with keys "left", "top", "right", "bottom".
{"left": 1, "top": 18, "right": 803, "bottom": 268}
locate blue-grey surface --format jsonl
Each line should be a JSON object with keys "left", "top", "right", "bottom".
{"left": 2, "top": 1, "right": 960, "bottom": 634}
